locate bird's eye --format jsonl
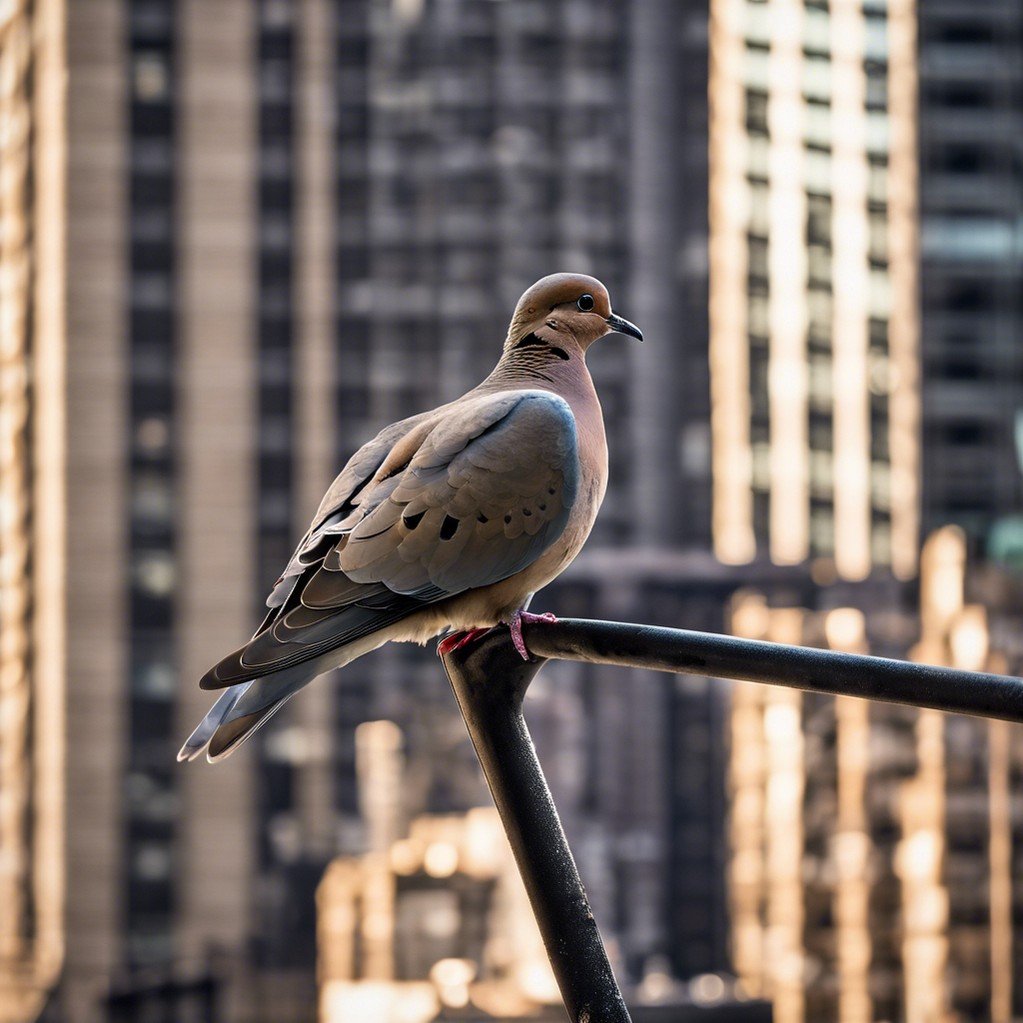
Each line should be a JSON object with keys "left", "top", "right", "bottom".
{"left": 576, "top": 294, "right": 595, "bottom": 312}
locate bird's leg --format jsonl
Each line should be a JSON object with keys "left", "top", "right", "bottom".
{"left": 437, "top": 628, "right": 494, "bottom": 657}
{"left": 503, "top": 609, "right": 559, "bottom": 661}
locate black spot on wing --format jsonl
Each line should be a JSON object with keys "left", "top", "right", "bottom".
{"left": 379, "top": 457, "right": 412, "bottom": 482}
{"left": 402, "top": 510, "right": 425, "bottom": 530}
{"left": 440, "top": 515, "right": 459, "bottom": 540}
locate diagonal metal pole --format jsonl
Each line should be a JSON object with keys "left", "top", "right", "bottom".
{"left": 441, "top": 630, "right": 632, "bottom": 1023}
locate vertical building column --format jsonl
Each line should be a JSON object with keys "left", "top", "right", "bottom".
{"left": 0, "top": 0, "right": 67, "bottom": 1014}
{"left": 829, "top": 1, "right": 872, "bottom": 581}
{"left": 31, "top": 0, "right": 69, "bottom": 1006}
{"left": 899, "top": 528, "right": 959, "bottom": 1023}
{"left": 63, "top": 1, "right": 128, "bottom": 1018}
{"left": 0, "top": 0, "right": 36, "bottom": 976}
{"left": 727, "top": 595, "right": 771, "bottom": 996}
{"left": 885, "top": 0, "right": 919, "bottom": 580}
{"left": 294, "top": 0, "right": 337, "bottom": 856}
{"left": 176, "top": 0, "right": 256, "bottom": 995}
{"left": 765, "top": 0, "right": 808, "bottom": 566}
{"left": 708, "top": 0, "right": 755, "bottom": 564}
{"left": 762, "top": 609, "right": 806, "bottom": 1023}
{"left": 627, "top": 0, "right": 682, "bottom": 546}
{"left": 988, "top": 717, "right": 1012, "bottom": 1023}
{"left": 825, "top": 610, "right": 872, "bottom": 1023}
{"left": 898, "top": 709, "right": 949, "bottom": 1023}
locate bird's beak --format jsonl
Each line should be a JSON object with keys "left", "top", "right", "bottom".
{"left": 605, "top": 312, "right": 644, "bottom": 342}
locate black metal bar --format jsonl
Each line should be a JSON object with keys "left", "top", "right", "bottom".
{"left": 441, "top": 631, "right": 632, "bottom": 1023}
{"left": 520, "top": 617, "right": 1023, "bottom": 723}
{"left": 441, "top": 614, "right": 1023, "bottom": 1020}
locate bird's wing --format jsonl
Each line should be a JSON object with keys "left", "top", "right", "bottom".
{"left": 339, "top": 390, "right": 579, "bottom": 592}
{"left": 264, "top": 408, "right": 436, "bottom": 610}
{"left": 199, "top": 390, "right": 579, "bottom": 689}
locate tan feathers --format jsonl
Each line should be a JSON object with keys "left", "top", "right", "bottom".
{"left": 181, "top": 273, "right": 641, "bottom": 762}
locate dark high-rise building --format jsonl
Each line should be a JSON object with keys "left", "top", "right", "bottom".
{"left": 917, "top": 1, "right": 1023, "bottom": 542}
{"left": 332, "top": 0, "right": 711, "bottom": 549}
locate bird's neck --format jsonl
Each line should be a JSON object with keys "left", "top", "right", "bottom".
{"left": 484, "top": 340, "right": 589, "bottom": 392}
{"left": 480, "top": 345, "right": 606, "bottom": 465}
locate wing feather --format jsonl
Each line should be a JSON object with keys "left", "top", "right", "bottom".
{"left": 199, "top": 390, "right": 579, "bottom": 690}
{"left": 341, "top": 391, "right": 578, "bottom": 593}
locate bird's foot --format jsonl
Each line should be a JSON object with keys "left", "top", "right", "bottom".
{"left": 504, "top": 610, "right": 559, "bottom": 661}
{"left": 437, "top": 627, "right": 494, "bottom": 657}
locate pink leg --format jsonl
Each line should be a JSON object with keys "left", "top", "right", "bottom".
{"left": 437, "top": 627, "right": 493, "bottom": 657}
{"left": 504, "top": 609, "right": 559, "bottom": 661}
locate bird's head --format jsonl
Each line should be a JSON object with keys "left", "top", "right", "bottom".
{"left": 503, "top": 273, "right": 643, "bottom": 356}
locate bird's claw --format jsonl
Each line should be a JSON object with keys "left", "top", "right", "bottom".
{"left": 437, "top": 627, "right": 493, "bottom": 657}
{"left": 504, "top": 610, "right": 559, "bottom": 661}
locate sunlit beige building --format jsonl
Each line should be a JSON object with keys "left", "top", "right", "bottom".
{"left": 710, "top": 2, "right": 1023, "bottom": 1022}
{"left": 707, "top": 5, "right": 921, "bottom": 1010}
{"left": 316, "top": 721, "right": 560, "bottom": 1023}
{"left": 709, "top": 0, "right": 919, "bottom": 582}
{"left": 0, "top": 3, "right": 66, "bottom": 1021}
{"left": 725, "top": 529, "right": 1023, "bottom": 1023}
{"left": 1, "top": 1, "right": 265, "bottom": 1019}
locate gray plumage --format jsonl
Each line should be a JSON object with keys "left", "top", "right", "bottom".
{"left": 179, "top": 273, "right": 641, "bottom": 763}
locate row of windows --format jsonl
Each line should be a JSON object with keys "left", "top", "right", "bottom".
{"left": 254, "top": 1, "right": 302, "bottom": 946}
{"left": 126, "top": 0, "right": 177, "bottom": 972}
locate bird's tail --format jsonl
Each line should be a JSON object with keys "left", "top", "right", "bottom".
{"left": 178, "top": 657, "right": 329, "bottom": 763}
{"left": 207, "top": 693, "right": 293, "bottom": 762}
{"left": 180, "top": 630, "right": 394, "bottom": 764}
{"left": 177, "top": 682, "right": 296, "bottom": 764}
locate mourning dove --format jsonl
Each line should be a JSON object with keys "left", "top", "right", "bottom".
{"left": 179, "top": 273, "right": 642, "bottom": 762}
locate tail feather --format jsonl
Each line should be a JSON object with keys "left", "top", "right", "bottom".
{"left": 207, "top": 694, "right": 294, "bottom": 762}
{"left": 181, "top": 660, "right": 324, "bottom": 763}
{"left": 177, "top": 682, "right": 296, "bottom": 764}
{"left": 181, "top": 627, "right": 398, "bottom": 764}
{"left": 177, "top": 684, "right": 250, "bottom": 762}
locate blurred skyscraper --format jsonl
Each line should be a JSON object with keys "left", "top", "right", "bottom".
{"left": 708, "top": 0, "right": 919, "bottom": 583}
{"left": 725, "top": 530, "right": 1023, "bottom": 1023}
{"left": 328, "top": 0, "right": 726, "bottom": 998}
{"left": 917, "top": 2, "right": 1023, "bottom": 543}
{"left": 709, "top": 4, "right": 1023, "bottom": 1023}
{"left": 0, "top": 3, "right": 65, "bottom": 1020}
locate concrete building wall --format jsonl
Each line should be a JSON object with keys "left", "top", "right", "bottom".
{"left": 918, "top": 1, "right": 1023, "bottom": 540}
{"left": 63, "top": 2, "right": 129, "bottom": 1018}
{"left": 175, "top": 0, "right": 258, "bottom": 1010}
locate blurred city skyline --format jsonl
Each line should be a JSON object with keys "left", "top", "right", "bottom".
{"left": 0, "top": 1, "right": 1021, "bottom": 1022}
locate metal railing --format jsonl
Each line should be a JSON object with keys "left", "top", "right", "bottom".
{"left": 440, "top": 617, "right": 1023, "bottom": 1023}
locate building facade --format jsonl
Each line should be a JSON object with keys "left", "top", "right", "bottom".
{"left": 726, "top": 529, "right": 1023, "bottom": 1023}
{"left": 708, "top": 2, "right": 1023, "bottom": 1022}
{"left": 0, "top": 2, "right": 66, "bottom": 1020}
{"left": 917, "top": 1, "right": 1023, "bottom": 543}
{"left": 708, "top": 0, "right": 919, "bottom": 581}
